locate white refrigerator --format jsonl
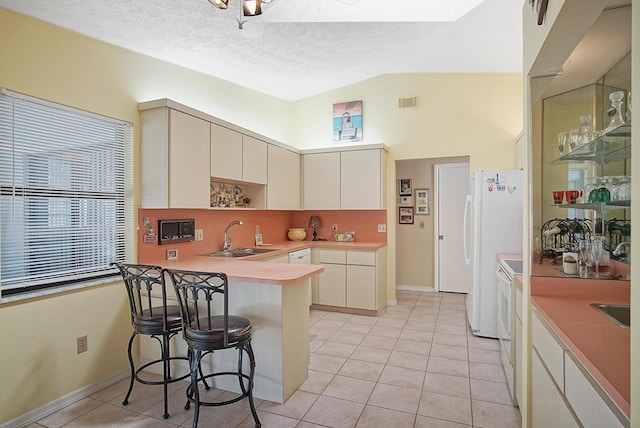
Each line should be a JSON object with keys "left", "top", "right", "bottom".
{"left": 464, "top": 169, "right": 523, "bottom": 338}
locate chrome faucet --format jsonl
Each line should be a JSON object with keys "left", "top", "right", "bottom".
{"left": 613, "top": 242, "right": 630, "bottom": 259}
{"left": 222, "top": 220, "right": 243, "bottom": 252}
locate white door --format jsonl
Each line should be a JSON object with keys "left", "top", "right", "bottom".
{"left": 434, "top": 163, "right": 472, "bottom": 293}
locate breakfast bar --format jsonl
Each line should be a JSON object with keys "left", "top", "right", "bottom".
{"left": 139, "top": 256, "right": 324, "bottom": 404}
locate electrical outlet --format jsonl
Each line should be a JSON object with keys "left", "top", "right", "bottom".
{"left": 195, "top": 229, "right": 204, "bottom": 241}
{"left": 377, "top": 224, "right": 386, "bottom": 233}
{"left": 332, "top": 224, "right": 338, "bottom": 232}
{"left": 77, "top": 335, "right": 88, "bottom": 354}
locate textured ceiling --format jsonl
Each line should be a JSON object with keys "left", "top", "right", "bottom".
{"left": 0, "top": 0, "right": 525, "bottom": 101}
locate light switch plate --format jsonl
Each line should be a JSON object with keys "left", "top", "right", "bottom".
{"left": 195, "top": 229, "right": 203, "bottom": 241}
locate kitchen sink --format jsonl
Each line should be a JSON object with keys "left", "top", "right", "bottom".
{"left": 202, "top": 247, "right": 277, "bottom": 258}
{"left": 591, "top": 303, "right": 630, "bottom": 328}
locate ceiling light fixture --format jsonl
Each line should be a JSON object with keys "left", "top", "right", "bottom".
{"left": 208, "top": 0, "right": 270, "bottom": 29}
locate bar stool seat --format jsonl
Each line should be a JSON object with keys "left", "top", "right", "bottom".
{"left": 166, "top": 268, "right": 261, "bottom": 428}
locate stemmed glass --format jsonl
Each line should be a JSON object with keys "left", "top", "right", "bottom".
{"left": 590, "top": 237, "right": 604, "bottom": 278}
{"left": 577, "top": 239, "right": 590, "bottom": 278}
{"left": 557, "top": 132, "right": 567, "bottom": 155}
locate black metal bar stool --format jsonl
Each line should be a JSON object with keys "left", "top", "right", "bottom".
{"left": 113, "top": 263, "right": 192, "bottom": 419}
{"left": 165, "top": 268, "right": 261, "bottom": 428}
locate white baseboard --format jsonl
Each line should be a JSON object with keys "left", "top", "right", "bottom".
{"left": 0, "top": 370, "right": 129, "bottom": 428}
{"left": 396, "top": 285, "right": 436, "bottom": 293}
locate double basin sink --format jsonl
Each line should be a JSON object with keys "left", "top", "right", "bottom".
{"left": 591, "top": 303, "right": 630, "bottom": 328}
{"left": 202, "top": 247, "right": 277, "bottom": 258}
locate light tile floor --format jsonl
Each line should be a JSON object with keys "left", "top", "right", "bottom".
{"left": 27, "top": 291, "right": 521, "bottom": 428}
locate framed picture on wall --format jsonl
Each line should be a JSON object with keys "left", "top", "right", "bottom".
{"left": 399, "top": 207, "right": 414, "bottom": 224}
{"left": 415, "top": 188, "right": 430, "bottom": 215}
{"left": 399, "top": 179, "right": 412, "bottom": 196}
{"left": 400, "top": 196, "right": 412, "bottom": 206}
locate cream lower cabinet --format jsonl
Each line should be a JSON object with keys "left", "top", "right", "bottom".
{"left": 315, "top": 247, "right": 386, "bottom": 311}
{"left": 531, "top": 310, "right": 625, "bottom": 428}
{"left": 531, "top": 349, "right": 579, "bottom": 428}
{"left": 514, "top": 284, "right": 523, "bottom": 408}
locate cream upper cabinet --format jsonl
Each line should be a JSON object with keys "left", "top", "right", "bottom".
{"left": 303, "top": 145, "right": 387, "bottom": 210}
{"left": 210, "top": 123, "right": 242, "bottom": 182}
{"left": 140, "top": 107, "right": 210, "bottom": 208}
{"left": 243, "top": 135, "right": 268, "bottom": 185}
{"left": 267, "top": 144, "right": 300, "bottom": 210}
{"left": 210, "top": 124, "right": 267, "bottom": 184}
{"left": 303, "top": 152, "right": 341, "bottom": 210}
{"left": 341, "top": 149, "right": 386, "bottom": 209}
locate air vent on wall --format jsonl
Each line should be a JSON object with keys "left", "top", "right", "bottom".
{"left": 398, "top": 96, "right": 418, "bottom": 109}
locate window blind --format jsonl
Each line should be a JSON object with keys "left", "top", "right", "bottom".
{"left": 0, "top": 88, "right": 134, "bottom": 294}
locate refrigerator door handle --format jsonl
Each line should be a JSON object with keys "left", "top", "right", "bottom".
{"left": 463, "top": 194, "right": 472, "bottom": 265}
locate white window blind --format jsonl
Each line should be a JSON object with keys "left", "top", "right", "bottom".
{"left": 0, "top": 88, "right": 133, "bottom": 294}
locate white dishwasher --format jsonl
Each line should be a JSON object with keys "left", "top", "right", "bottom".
{"left": 289, "top": 248, "right": 312, "bottom": 305}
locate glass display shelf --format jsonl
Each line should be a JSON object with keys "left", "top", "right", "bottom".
{"left": 552, "top": 199, "right": 630, "bottom": 210}
{"left": 551, "top": 122, "right": 631, "bottom": 165}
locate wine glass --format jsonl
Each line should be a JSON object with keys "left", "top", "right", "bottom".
{"left": 577, "top": 239, "right": 590, "bottom": 278}
{"left": 557, "top": 132, "right": 567, "bottom": 155}
{"left": 569, "top": 128, "right": 580, "bottom": 151}
{"left": 590, "top": 237, "right": 604, "bottom": 278}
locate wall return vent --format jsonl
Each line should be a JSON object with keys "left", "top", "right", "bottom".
{"left": 398, "top": 96, "right": 418, "bottom": 109}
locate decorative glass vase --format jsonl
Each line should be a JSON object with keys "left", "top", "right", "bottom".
{"left": 605, "top": 91, "right": 626, "bottom": 132}
{"left": 578, "top": 114, "right": 592, "bottom": 147}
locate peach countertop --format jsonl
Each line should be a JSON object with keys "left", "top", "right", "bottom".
{"left": 530, "top": 276, "right": 630, "bottom": 418}
{"left": 148, "top": 241, "right": 386, "bottom": 286}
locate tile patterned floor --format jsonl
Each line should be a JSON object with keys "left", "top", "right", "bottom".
{"left": 27, "top": 291, "right": 521, "bottom": 428}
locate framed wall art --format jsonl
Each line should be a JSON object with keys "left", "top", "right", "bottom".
{"left": 399, "top": 178, "right": 412, "bottom": 196}
{"left": 333, "top": 100, "right": 363, "bottom": 142}
{"left": 400, "top": 196, "right": 412, "bottom": 206}
{"left": 415, "top": 188, "right": 430, "bottom": 215}
{"left": 399, "top": 207, "right": 414, "bottom": 224}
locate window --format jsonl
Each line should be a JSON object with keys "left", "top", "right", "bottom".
{"left": 0, "top": 89, "right": 133, "bottom": 295}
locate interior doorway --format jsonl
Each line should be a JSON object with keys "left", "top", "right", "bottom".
{"left": 395, "top": 156, "right": 469, "bottom": 292}
{"left": 434, "top": 162, "right": 472, "bottom": 293}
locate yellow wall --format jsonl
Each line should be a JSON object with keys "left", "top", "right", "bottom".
{"left": 0, "top": 7, "right": 522, "bottom": 424}
{"left": 292, "top": 73, "right": 523, "bottom": 298}
{"left": 0, "top": 7, "right": 293, "bottom": 424}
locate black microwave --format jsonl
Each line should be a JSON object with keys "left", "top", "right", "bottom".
{"left": 158, "top": 219, "right": 195, "bottom": 245}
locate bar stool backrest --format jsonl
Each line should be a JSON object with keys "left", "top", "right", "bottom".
{"left": 114, "top": 263, "right": 171, "bottom": 335}
{"left": 166, "top": 270, "right": 230, "bottom": 348}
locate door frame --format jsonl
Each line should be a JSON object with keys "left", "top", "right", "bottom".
{"left": 433, "top": 162, "right": 470, "bottom": 292}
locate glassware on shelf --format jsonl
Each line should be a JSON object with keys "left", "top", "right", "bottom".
{"left": 557, "top": 131, "right": 567, "bottom": 155}
{"left": 605, "top": 90, "right": 626, "bottom": 132}
{"left": 627, "top": 91, "right": 632, "bottom": 123}
{"left": 590, "top": 236, "right": 605, "bottom": 278}
{"left": 569, "top": 128, "right": 580, "bottom": 151}
{"left": 577, "top": 239, "right": 590, "bottom": 279}
{"left": 578, "top": 114, "right": 593, "bottom": 147}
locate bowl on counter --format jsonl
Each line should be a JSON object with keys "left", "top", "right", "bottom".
{"left": 287, "top": 228, "right": 306, "bottom": 241}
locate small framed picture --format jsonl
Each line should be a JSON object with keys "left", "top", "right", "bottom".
{"left": 399, "top": 207, "right": 414, "bottom": 224}
{"left": 400, "top": 196, "right": 412, "bottom": 206}
{"left": 415, "top": 188, "right": 430, "bottom": 215}
{"left": 167, "top": 249, "right": 178, "bottom": 260}
{"left": 399, "top": 179, "right": 412, "bottom": 196}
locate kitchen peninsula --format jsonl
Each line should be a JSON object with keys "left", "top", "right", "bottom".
{"left": 144, "top": 252, "right": 323, "bottom": 404}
